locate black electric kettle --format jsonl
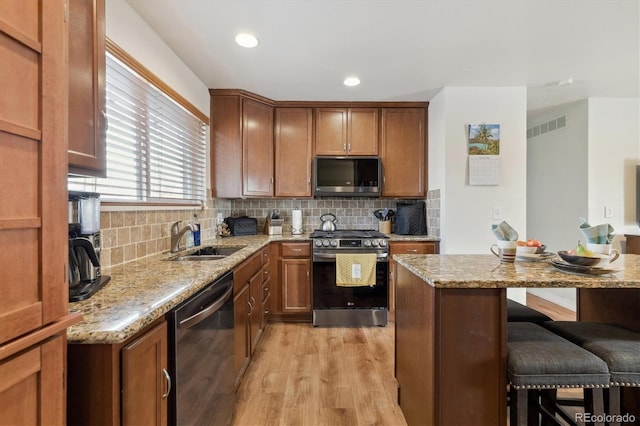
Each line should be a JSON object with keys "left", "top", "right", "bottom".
{"left": 69, "top": 237, "right": 100, "bottom": 287}
{"left": 319, "top": 213, "right": 338, "bottom": 232}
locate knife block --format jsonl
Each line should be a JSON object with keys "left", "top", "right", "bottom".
{"left": 264, "top": 217, "right": 283, "bottom": 235}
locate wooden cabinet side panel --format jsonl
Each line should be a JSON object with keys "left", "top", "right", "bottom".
{"left": 625, "top": 235, "right": 640, "bottom": 254}
{"left": 274, "top": 108, "right": 313, "bottom": 197}
{"left": 348, "top": 108, "right": 379, "bottom": 155}
{"left": 435, "top": 288, "right": 506, "bottom": 425}
{"left": 281, "top": 258, "right": 311, "bottom": 313}
{"left": 122, "top": 322, "right": 168, "bottom": 426}
{"left": 211, "top": 95, "right": 242, "bottom": 197}
{"left": 395, "top": 265, "right": 434, "bottom": 425}
{"left": 68, "top": 0, "right": 106, "bottom": 175}
{"left": 242, "top": 98, "right": 274, "bottom": 196}
{"left": 381, "top": 108, "right": 426, "bottom": 197}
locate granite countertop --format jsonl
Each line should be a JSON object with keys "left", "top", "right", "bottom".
{"left": 67, "top": 231, "right": 441, "bottom": 345}
{"left": 67, "top": 233, "right": 310, "bottom": 344}
{"left": 394, "top": 254, "right": 640, "bottom": 289}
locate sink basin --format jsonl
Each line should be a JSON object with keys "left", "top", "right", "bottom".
{"left": 169, "top": 245, "right": 245, "bottom": 261}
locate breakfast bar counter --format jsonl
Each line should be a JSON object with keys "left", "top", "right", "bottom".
{"left": 393, "top": 254, "right": 640, "bottom": 426}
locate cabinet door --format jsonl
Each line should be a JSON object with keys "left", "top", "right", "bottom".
{"left": 381, "top": 108, "right": 426, "bottom": 197}
{"left": 275, "top": 108, "right": 313, "bottom": 197}
{"left": 68, "top": 0, "right": 106, "bottom": 176}
{"left": 315, "top": 108, "right": 348, "bottom": 155}
{"left": 242, "top": 98, "right": 274, "bottom": 196}
{"left": 281, "top": 258, "right": 311, "bottom": 313}
{"left": 233, "top": 284, "right": 250, "bottom": 386}
{"left": 348, "top": 108, "right": 379, "bottom": 155}
{"left": 210, "top": 95, "right": 242, "bottom": 198}
{"left": 389, "top": 242, "right": 439, "bottom": 312}
{"left": 0, "top": 0, "right": 68, "bottom": 344}
{"left": 249, "top": 271, "right": 262, "bottom": 354}
{"left": 122, "top": 322, "right": 169, "bottom": 426}
{"left": 0, "top": 334, "right": 66, "bottom": 425}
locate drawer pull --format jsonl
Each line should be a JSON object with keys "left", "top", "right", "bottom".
{"left": 407, "top": 249, "right": 418, "bottom": 253}
{"left": 291, "top": 248, "right": 302, "bottom": 252}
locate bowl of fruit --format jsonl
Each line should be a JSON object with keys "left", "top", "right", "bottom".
{"left": 516, "top": 239, "right": 546, "bottom": 255}
{"left": 557, "top": 242, "right": 601, "bottom": 266}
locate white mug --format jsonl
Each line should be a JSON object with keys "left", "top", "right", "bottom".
{"left": 490, "top": 241, "right": 517, "bottom": 263}
{"left": 586, "top": 243, "right": 620, "bottom": 266}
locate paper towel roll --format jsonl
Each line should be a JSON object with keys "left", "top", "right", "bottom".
{"left": 291, "top": 209, "right": 303, "bottom": 235}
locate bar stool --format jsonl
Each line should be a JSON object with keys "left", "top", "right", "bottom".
{"left": 543, "top": 321, "right": 640, "bottom": 425}
{"left": 507, "top": 299, "right": 553, "bottom": 324}
{"left": 507, "top": 322, "right": 610, "bottom": 426}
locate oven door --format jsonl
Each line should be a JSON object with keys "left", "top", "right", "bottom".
{"left": 312, "top": 252, "right": 388, "bottom": 309}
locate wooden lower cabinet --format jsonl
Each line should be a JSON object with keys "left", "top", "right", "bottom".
{"left": 269, "top": 242, "right": 312, "bottom": 321}
{"left": 233, "top": 248, "right": 270, "bottom": 387}
{"left": 389, "top": 241, "right": 439, "bottom": 312}
{"left": 67, "top": 320, "right": 169, "bottom": 426}
{"left": 626, "top": 234, "right": 640, "bottom": 254}
{"left": 0, "top": 334, "right": 66, "bottom": 425}
{"left": 122, "top": 322, "right": 169, "bottom": 426}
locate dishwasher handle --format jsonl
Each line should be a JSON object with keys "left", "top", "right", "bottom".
{"left": 179, "top": 283, "right": 233, "bottom": 329}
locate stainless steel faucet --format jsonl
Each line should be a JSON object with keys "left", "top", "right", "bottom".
{"left": 170, "top": 221, "right": 197, "bottom": 253}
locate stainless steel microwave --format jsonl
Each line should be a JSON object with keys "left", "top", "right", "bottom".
{"left": 313, "top": 157, "right": 381, "bottom": 197}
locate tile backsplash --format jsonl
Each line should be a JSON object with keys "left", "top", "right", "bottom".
{"left": 99, "top": 195, "right": 440, "bottom": 268}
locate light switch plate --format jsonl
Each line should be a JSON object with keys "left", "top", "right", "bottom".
{"left": 604, "top": 206, "right": 613, "bottom": 218}
{"left": 492, "top": 207, "right": 503, "bottom": 220}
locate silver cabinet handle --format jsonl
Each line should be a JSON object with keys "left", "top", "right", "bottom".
{"left": 407, "top": 249, "right": 418, "bottom": 253}
{"left": 291, "top": 248, "right": 302, "bottom": 252}
{"left": 162, "top": 368, "right": 171, "bottom": 399}
{"left": 347, "top": 143, "right": 351, "bottom": 152}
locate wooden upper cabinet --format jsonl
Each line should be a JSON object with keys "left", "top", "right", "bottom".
{"left": 315, "top": 107, "right": 378, "bottom": 156}
{"left": 68, "top": 0, "right": 107, "bottom": 177}
{"left": 210, "top": 91, "right": 274, "bottom": 198}
{"left": 274, "top": 108, "right": 313, "bottom": 197}
{"left": 381, "top": 108, "right": 427, "bottom": 197}
{"left": 242, "top": 98, "right": 274, "bottom": 196}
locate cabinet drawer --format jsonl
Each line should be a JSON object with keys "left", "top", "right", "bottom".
{"left": 280, "top": 243, "right": 310, "bottom": 257}
{"left": 234, "top": 251, "right": 262, "bottom": 294}
{"left": 261, "top": 278, "right": 270, "bottom": 303}
{"left": 390, "top": 242, "right": 437, "bottom": 255}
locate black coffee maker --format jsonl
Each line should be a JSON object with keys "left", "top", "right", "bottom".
{"left": 68, "top": 191, "right": 110, "bottom": 302}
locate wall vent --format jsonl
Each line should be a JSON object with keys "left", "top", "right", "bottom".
{"left": 527, "top": 114, "right": 567, "bottom": 139}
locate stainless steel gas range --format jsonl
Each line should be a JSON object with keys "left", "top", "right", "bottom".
{"left": 310, "top": 229, "right": 389, "bottom": 327}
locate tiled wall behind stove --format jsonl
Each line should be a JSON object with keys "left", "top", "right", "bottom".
{"left": 426, "top": 189, "right": 441, "bottom": 237}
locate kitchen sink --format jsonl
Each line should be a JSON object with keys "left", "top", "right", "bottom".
{"left": 169, "top": 245, "right": 245, "bottom": 261}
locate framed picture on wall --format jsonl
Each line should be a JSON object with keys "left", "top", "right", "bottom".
{"left": 468, "top": 123, "right": 500, "bottom": 155}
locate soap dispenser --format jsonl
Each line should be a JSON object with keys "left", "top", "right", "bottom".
{"left": 192, "top": 213, "right": 201, "bottom": 246}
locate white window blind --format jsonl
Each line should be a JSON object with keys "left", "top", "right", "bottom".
{"left": 69, "top": 52, "right": 207, "bottom": 204}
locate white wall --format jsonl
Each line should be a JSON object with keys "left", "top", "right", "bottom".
{"left": 588, "top": 98, "right": 640, "bottom": 238}
{"left": 429, "top": 87, "right": 528, "bottom": 304}
{"left": 105, "top": 0, "right": 210, "bottom": 115}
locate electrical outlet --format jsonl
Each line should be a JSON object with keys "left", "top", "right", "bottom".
{"left": 604, "top": 206, "right": 613, "bottom": 218}
{"left": 492, "top": 207, "right": 503, "bottom": 220}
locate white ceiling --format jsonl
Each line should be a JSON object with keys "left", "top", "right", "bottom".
{"left": 125, "top": 0, "right": 639, "bottom": 111}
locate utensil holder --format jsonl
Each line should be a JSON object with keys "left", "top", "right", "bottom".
{"left": 379, "top": 220, "right": 391, "bottom": 234}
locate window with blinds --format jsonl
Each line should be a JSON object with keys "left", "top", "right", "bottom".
{"left": 69, "top": 51, "right": 207, "bottom": 204}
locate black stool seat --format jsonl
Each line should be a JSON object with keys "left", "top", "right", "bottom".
{"left": 507, "top": 299, "right": 553, "bottom": 325}
{"left": 543, "top": 321, "right": 640, "bottom": 386}
{"left": 507, "top": 322, "right": 610, "bottom": 426}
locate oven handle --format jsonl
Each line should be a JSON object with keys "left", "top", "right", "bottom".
{"left": 179, "top": 284, "right": 233, "bottom": 329}
{"left": 312, "top": 252, "right": 389, "bottom": 262}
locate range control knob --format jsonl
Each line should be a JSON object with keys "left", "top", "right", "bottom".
{"left": 363, "top": 240, "right": 372, "bottom": 247}
{"left": 322, "top": 240, "right": 330, "bottom": 247}
{"left": 378, "top": 239, "right": 387, "bottom": 247}
{"left": 314, "top": 240, "right": 323, "bottom": 247}
{"left": 371, "top": 240, "right": 379, "bottom": 247}
{"left": 330, "top": 240, "right": 338, "bottom": 247}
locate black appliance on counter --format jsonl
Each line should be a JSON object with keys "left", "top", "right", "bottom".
{"left": 311, "top": 229, "right": 389, "bottom": 327}
{"left": 167, "top": 271, "right": 235, "bottom": 426}
{"left": 68, "top": 191, "right": 110, "bottom": 302}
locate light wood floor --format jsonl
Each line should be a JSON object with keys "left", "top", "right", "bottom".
{"left": 232, "top": 295, "right": 577, "bottom": 426}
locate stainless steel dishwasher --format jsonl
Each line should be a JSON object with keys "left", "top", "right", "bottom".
{"left": 167, "top": 271, "right": 235, "bottom": 425}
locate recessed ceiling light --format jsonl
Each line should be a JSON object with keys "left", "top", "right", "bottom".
{"left": 344, "top": 77, "right": 361, "bottom": 87}
{"left": 235, "top": 33, "right": 259, "bottom": 48}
